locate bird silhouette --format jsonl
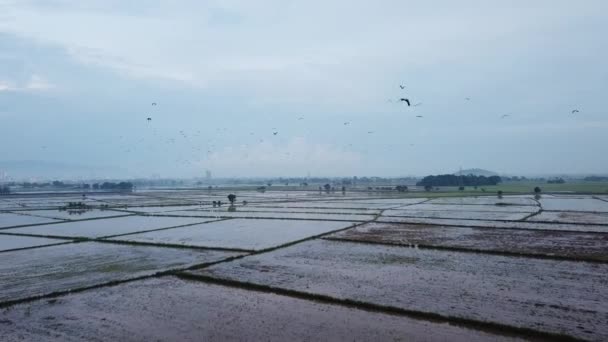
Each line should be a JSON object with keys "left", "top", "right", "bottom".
{"left": 298, "top": 117, "right": 304, "bottom": 120}
{"left": 416, "top": 115, "right": 423, "bottom": 118}
{"left": 273, "top": 132, "right": 278, "bottom": 135}
{"left": 399, "top": 85, "right": 405, "bottom": 89}
{"left": 147, "top": 117, "right": 152, "bottom": 121}
{"left": 367, "top": 131, "right": 374, "bottom": 134}
{"left": 465, "top": 97, "right": 471, "bottom": 101}
{"left": 501, "top": 114, "right": 510, "bottom": 119}
{"left": 151, "top": 102, "right": 157, "bottom": 106}
{"left": 414, "top": 102, "right": 423, "bottom": 107}
{"left": 344, "top": 122, "right": 350, "bottom": 125}
{"left": 400, "top": 98, "right": 411, "bottom": 106}
{"left": 571, "top": 109, "right": 579, "bottom": 114}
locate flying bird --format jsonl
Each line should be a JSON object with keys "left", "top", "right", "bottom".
{"left": 501, "top": 114, "right": 510, "bottom": 119}
{"left": 571, "top": 109, "right": 579, "bottom": 114}
{"left": 273, "top": 132, "right": 278, "bottom": 135}
{"left": 414, "top": 102, "right": 423, "bottom": 107}
{"left": 399, "top": 85, "right": 405, "bottom": 89}
{"left": 344, "top": 122, "right": 350, "bottom": 125}
{"left": 465, "top": 97, "right": 471, "bottom": 101}
{"left": 147, "top": 117, "right": 152, "bottom": 121}
{"left": 298, "top": 117, "right": 304, "bottom": 120}
{"left": 400, "top": 98, "right": 411, "bottom": 106}
{"left": 367, "top": 131, "right": 374, "bottom": 134}
{"left": 151, "top": 102, "right": 157, "bottom": 106}
{"left": 416, "top": 115, "right": 423, "bottom": 118}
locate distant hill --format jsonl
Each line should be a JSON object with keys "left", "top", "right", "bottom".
{"left": 453, "top": 168, "right": 499, "bottom": 177}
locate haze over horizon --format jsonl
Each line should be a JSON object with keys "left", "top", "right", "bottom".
{"left": 1, "top": 1, "right": 607, "bottom": 178}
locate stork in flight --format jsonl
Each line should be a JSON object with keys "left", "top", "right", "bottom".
{"left": 400, "top": 98, "right": 410, "bottom": 106}
{"left": 571, "top": 109, "right": 580, "bottom": 114}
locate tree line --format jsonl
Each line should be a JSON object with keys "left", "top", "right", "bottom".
{"left": 416, "top": 174, "right": 502, "bottom": 187}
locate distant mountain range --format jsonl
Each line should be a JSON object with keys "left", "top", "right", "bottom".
{"left": 0, "top": 160, "right": 122, "bottom": 181}
{"left": 453, "top": 168, "right": 499, "bottom": 177}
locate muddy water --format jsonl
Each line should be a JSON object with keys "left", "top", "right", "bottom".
{"left": 328, "top": 222, "right": 608, "bottom": 261}
{"left": 0, "top": 277, "right": 530, "bottom": 342}
{"left": 192, "top": 239, "right": 608, "bottom": 341}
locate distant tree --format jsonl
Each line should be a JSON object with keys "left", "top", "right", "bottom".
{"left": 52, "top": 180, "right": 64, "bottom": 187}
{"left": 92, "top": 183, "right": 99, "bottom": 190}
{"left": 395, "top": 185, "right": 408, "bottom": 192}
{"left": 417, "top": 174, "right": 501, "bottom": 187}
{"left": 267, "top": 182, "right": 272, "bottom": 187}
{"left": 0, "top": 185, "right": 10, "bottom": 195}
{"left": 82, "top": 184, "right": 91, "bottom": 189}
{"left": 534, "top": 186, "right": 541, "bottom": 194}
{"left": 341, "top": 186, "right": 346, "bottom": 193}
{"left": 323, "top": 183, "right": 331, "bottom": 193}
{"left": 497, "top": 190, "right": 503, "bottom": 199}
{"left": 458, "top": 186, "right": 465, "bottom": 191}
{"left": 584, "top": 176, "right": 608, "bottom": 182}
{"left": 227, "top": 194, "right": 236, "bottom": 205}
{"left": 424, "top": 185, "right": 432, "bottom": 192}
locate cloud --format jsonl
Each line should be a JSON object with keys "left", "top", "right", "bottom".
{"left": 0, "top": 74, "right": 54, "bottom": 92}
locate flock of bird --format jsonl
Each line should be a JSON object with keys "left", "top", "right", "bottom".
{"left": 127, "top": 83, "right": 582, "bottom": 167}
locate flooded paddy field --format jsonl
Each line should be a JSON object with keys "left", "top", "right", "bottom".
{"left": 163, "top": 209, "right": 376, "bottom": 222}
{"left": 0, "top": 277, "right": 527, "bottom": 342}
{"left": 0, "top": 212, "right": 63, "bottom": 228}
{"left": 1, "top": 215, "right": 220, "bottom": 238}
{"left": 191, "top": 239, "right": 608, "bottom": 341}
{"left": 1, "top": 191, "right": 607, "bottom": 341}
{"left": 327, "top": 222, "right": 608, "bottom": 261}
{"left": 9, "top": 208, "right": 128, "bottom": 220}
{"left": 0, "top": 235, "right": 68, "bottom": 252}
{"left": 377, "top": 216, "right": 608, "bottom": 233}
{"left": 381, "top": 209, "right": 531, "bottom": 221}
{"left": 528, "top": 211, "right": 608, "bottom": 225}
{"left": 0, "top": 242, "right": 242, "bottom": 304}
{"left": 107, "top": 219, "right": 357, "bottom": 251}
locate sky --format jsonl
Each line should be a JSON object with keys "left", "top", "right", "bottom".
{"left": 0, "top": 0, "right": 607, "bottom": 179}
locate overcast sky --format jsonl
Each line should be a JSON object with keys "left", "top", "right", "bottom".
{"left": 0, "top": 0, "right": 607, "bottom": 178}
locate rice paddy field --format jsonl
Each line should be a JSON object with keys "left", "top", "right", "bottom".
{"left": 1, "top": 189, "right": 607, "bottom": 341}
